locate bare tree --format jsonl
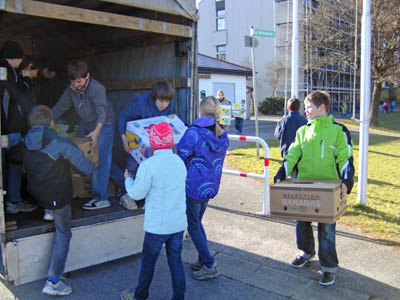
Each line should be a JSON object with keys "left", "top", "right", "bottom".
{"left": 265, "top": 59, "right": 285, "bottom": 97}
{"left": 306, "top": 0, "right": 400, "bottom": 126}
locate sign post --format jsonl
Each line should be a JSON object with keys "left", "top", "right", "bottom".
{"left": 248, "top": 26, "right": 275, "bottom": 157}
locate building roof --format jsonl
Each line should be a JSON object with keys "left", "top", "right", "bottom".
{"left": 198, "top": 54, "right": 252, "bottom": 77}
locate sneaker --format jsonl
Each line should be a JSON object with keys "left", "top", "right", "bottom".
{"left": 42, "top": 280, "right": 72, "bottom": 296}
{"left": 82, "top": 199, "right": 111, "bottom": 210}
{"left": 190, "top": 260, "right": 203, "bottom": 271}
{"left": 319, "top": 272, "right": 336, "bottom": 286}
{"left": 291, "top": 255, "right": 312, "bottom": 268}
{"left": 6, "top": 201, "right": 38, "bottom": 214}
{"left": 43, "top": 209, "right": 54, "bottom": 221}
{"left": 192, "top": 262, "right": 219, "bottom": 280}
{"left": 119, "top": 193, "right": 138, "bottom": 210}
{"left": 120, "top": 289, "right": 136, "bottom": 300}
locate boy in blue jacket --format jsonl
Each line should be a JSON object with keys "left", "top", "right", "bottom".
{"left": 274, "top": 97, "right": 308, "bottom": 158}
{"left": 114, "top": 81, "right": 174, "bottom": 201}
{"left": 11, "top": 105, "right": 95, "bottom": 296}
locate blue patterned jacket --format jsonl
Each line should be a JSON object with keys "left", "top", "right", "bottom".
{"left": 177, "top": 116, "right": 229, "bottom": 201}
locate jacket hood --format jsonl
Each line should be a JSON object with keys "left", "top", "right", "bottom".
{"left": 193, "top": 116, "right": 229, "bottom": 153}
{"left": 25, "top": 125, "right": 57, "bottom": 150}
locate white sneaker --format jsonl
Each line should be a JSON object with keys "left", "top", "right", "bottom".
{"left": 82, "top": 199, "right": 111, "bottom": 210}
{"left": 119, "top": 193, "right": 138, "bottom": 210}
{"left": 43, "top": 209, "right": 54, "bottom": 221}
{"left": 42, "top": 280, "right": 72, "bottom": 296}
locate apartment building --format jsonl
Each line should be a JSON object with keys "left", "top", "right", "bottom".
{"left": 198, "top": 0, "right": 275, "bottom": 104}
{"left": 198, "top": 0, "right": 360, "bottom": 114}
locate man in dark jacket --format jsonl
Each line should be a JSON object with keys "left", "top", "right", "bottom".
{"left": 274, "top": 98, "right": 308, "bottom": 158}
{"left": 17, "top": 105, "right": 95, "bottom": 295}
{"left": 1, "top": 40, "right": 37, "bottom": 214}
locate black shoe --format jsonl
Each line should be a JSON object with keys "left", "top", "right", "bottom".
{"left": 319, "top": 272, "right": 336, "bottom": 286}
{"left": 291, "top": 255, "right": 311, "bottom": 268}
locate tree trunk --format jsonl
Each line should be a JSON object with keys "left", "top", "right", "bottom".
{"left": 369, "top": 81, "right": 382, "bottom": 126}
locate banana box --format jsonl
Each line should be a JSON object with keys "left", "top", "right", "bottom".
{"left": 125, "top": 114, "right": 187, "bottom": 164}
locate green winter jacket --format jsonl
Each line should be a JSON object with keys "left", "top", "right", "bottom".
{"left": 280, "top": 115, "right": 355, "bottom": 192}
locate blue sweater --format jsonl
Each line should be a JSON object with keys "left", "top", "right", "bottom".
{"left": 274, "top": 111, "right": 308, "bottom": 158}
{"left": 177, "top": 116, "right": 229, "bottom": 201}
{"left": 118, "top": 92, "right": 174, "bottom": 135}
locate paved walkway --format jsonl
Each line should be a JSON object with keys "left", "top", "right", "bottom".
{"left": 1, "top": 116, "right": 399, "bottom": 299}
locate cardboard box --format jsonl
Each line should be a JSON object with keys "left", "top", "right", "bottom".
{"left": 125, "top": 114, "right": 187, "bottom": 164}
{"left": 71, "top": 137, "right": 98, "bottom": 165}
{"left": 72, "top": 174, "right": 115, "bottom": 199}
{"left": 219, "top": 104, "right": 232, "bottom": 125}
{"left": 270, "top": 179, "right": 346, "bottom": 223}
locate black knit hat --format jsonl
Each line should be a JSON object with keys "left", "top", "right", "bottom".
{"left": 0, "top": 40, "right": 24, "bottom": 59}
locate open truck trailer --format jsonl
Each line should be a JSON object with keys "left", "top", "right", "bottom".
{"left": 0, "top": 0, "right": 198, "bottom": 285}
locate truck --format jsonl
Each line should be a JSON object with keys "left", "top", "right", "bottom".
{"left": 0, "top": 0, "right": 198, "bottom": 285}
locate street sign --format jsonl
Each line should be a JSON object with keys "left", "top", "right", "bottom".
{"left": 253, "top": 29, "right": 275, "bottom": 38}
{"left": 244, "top": 35, "right": 259, "bottom": 48}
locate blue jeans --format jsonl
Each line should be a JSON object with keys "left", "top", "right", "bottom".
{"left": 234, "top": 117, "right": 244, "bottom": 134}
{"left": 6, "top": 163, "right": 23, "bottom": 203}
{"left": 135, "top": 231, "right": 185, "bottom": 300}
{"left": 186, "top": 197, "right": 214, "bottom": 268}
{"left": 110, "top": 156, "right": 139, "bottom": 192}
{"left": 91, "top": 124, "right": 115, "bottom": 201}
{"left": 296, "top": 221, "right": 338, "bottom": 273}
{"left": 48, "top": 204, "right": 72, "bottom": 281}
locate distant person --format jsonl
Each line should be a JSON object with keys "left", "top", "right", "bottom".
{"left": 391, "top": 100, "right": 396, "bottom": 112}
{"left": 274, "top": 98, "right": 307, "bottom": 158}
{"left": 52, "top": 59, "right": 115, "bottom": 210}
{"left": 1, "top": 40, "right": 37, "bottom": 214}
{"left": 234, "top": 99, "right": 246, "bottom": 135}
{"left": 177, "top": 96, "right": 229, "bottom": 281}
{"left": 341, "top": 102, "right": 347, "bottom": 118}
{"left": 274, "top": 91, "right": 355, "bottom": 287}
{"left": 9, "top": 105, "right": 95, "bottom": 296}
{"left": 216, "top": 90, "right": 231, "bottom": 131}
{"left": 379, "top": 101, "right": 384, "bottom": 113}
{"left": 383, "top": 102, "right": 390, "bottom": 113}
{"left": 121, "top": 122, "right": 187, "bottom": 300}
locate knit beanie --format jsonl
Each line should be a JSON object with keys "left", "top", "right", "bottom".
{"left": 149, "top": 122, "right": 174, "bottom": 150}
{"left": 0, "top": 40, "right": 24, "bottom": 59}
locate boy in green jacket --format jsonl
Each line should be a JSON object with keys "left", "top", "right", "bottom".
{"left": 274, "top": 91, "right": 354, "bottom": 286}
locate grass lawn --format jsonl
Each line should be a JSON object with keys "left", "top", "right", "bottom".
{"left": 227, "top": 112, "right": 400, "bottom": 247}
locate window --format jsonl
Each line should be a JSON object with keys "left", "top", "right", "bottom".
{"left": 216, "top": 45, "right": 226, "bottom": 61}
{"left": 216, "top": 0, "right": 225, "bottom": 31}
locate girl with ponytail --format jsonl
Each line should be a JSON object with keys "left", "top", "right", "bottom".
{"left": 177, "top": 96, "right": 229, "bottom": 280}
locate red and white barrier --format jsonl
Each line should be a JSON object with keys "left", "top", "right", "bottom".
{"left": 223, "top": 134, "right": 270, "bottom": 215}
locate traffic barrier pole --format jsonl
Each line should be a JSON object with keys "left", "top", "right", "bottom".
{"left": 223, "top": 134, "right": 270, "bottom": 215}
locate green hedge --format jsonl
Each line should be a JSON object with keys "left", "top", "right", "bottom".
{"left": 258, "top": 96, "right": 285, "bottom": 115}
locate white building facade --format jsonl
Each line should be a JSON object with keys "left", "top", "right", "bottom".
{"left": 197, "top": 0, "right": 276, "bottom": 104}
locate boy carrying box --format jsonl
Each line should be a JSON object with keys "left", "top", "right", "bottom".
{"left": 10, "top": 105, "right": 95, "bottom": 295}
{"left": 274, "top": 91, "right": 354, "bottom": 286}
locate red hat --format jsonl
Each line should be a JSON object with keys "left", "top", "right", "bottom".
{"left": 149, "top": 122, "right": 174, "bottom": 150}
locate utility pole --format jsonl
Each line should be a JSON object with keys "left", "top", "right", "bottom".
{"left": 358, "top": 0, "right": 371, "bottom": 205}
{"left": 352, "top": 0, "right": 359, "bottom": 120}
{"left": 291, "top": 0, "right": 299, "bottom": 99}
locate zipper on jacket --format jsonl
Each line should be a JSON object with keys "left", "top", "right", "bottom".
{"left": 321, "top": 140, "right": 324, "bottom": 158}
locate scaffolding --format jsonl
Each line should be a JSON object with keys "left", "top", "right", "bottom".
{"left": 274, "top": 0, "right": 360, "bottom": 115}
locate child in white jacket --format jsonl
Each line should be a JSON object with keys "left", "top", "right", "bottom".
{"left": 121, "top": 121, "right": 187, "bottom": 300}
